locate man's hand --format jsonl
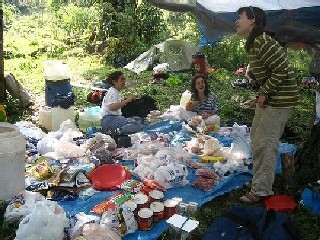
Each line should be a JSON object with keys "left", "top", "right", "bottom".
{"left": 258, "top": 95, "right": 266, "bottom": 108}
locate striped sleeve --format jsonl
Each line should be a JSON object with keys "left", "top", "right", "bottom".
{"left": 253, "top": 34, "right": 288, "bottom": 96}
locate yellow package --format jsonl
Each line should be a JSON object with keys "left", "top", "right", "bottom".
{"left": 200, "top": 155, "right": 225, "bottom": 163}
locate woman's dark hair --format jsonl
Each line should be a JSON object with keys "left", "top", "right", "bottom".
{"left": 106, "top": 71, "right": 123, "bottom": 86}
{"left": 237, "top": 6, "right": 266, "bottom": 52}
{"left": 191, "top": 74, "right": 209, "bottom": 100}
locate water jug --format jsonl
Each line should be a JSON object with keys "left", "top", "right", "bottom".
{"left": 180, "top": 90, "right": 192, "bottom": 107}
{"left": 191, "top": 52, "right": 207, "bottom": 75}
{"left": 44, "top": 60, "right": 70, "bottom": 81}
{"left": 38, "top": 106, "right": 53, "bottom": 131}
{"left": 51, "top": 106, "right": 75, "bottom": 131}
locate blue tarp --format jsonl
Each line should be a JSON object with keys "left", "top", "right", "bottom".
{"left": 148, "top": 0, "right": 320, "bottom": 46}
{"left": 59, "top": 120, "right": 297, "bottom": 240}
{"left": 301, "top": 187, "right": 320, "bottom": 215}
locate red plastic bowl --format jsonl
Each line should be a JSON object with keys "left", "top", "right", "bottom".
{"left": 264, "top": 195, "right": 297, "bottom": 212}
{"left": 89, "top": 164, "right": 130, "bottom": 190}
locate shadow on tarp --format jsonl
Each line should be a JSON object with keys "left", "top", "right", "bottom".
{"left": 58, "top": 119, "right": 297, "bottom": 240}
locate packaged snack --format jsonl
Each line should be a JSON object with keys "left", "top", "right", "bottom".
{"left": 119, "top": 180, "right": 143, "bottom": 193}
{"left": 195, "top": 168, "right": 219, "bottom": 179}
{"left": 200, "top": 155, "right": 224, "bottom": 163}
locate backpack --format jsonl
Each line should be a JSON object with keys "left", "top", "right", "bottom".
{"left": 121, "top": 95, "right": 158, "bottom": 118}
{"left": 202, "top": 207, "right": 300, "bottom": 240}
{"left": 87, "top": 90, "right": 107, "bottom": 104}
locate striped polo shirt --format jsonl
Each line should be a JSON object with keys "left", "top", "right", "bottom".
{"left": 249, "top": 32, "right": 299, "bottom": 108}
{"left": 195, "top": 93, "right": 219, "bottom": 115}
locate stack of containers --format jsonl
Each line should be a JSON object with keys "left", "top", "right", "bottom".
{"left": 38, "top": 61, "right": 75, "bottom": 131}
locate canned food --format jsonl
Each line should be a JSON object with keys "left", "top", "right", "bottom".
{"left": 137, "top": 208, "right": 153, "bottom": 231}
{"left": 149, "top": 189, "right": 164, "bottom": 203}
{"left": 164, "top": 199, "right": 178, "bottom": 219}
{"left": 178, "top": 202, "right": 188, "bottom": 216}
{"left": 150, "top": 202, "right": 165, "bottom": 222}
{"left": 187, "top": 202, "right": 198, "bottom": 214}
{"left": 134, "top": 193, "right": 149, "bottom": 209}
{"left": 172, "top": 197, "right": 183, "bottom": 204}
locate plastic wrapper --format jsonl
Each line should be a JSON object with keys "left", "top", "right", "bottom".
{"left": 92, "top": 192, "right": 131, "bottom": 215}
{"left": 196, "top": 168, "right": 219, "bottom": 179}
{"left": 193, "top": 177, "right": 218, "bottom": 191}
{"left": 83, "top": 223, "right": 121, "bottom": 240}
{"left": 119, "top": 180, "right": 143, "bottom": 193}
{"left": 69, "top": 212, "right": 100, "bottom": 238}
{"left": 100, "top": 209, "right": 120, "bottom": 231}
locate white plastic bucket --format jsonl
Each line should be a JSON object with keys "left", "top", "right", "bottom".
{"left": 0, "top": 123, "right": 26, "bottom": 201}
{"left": 51, "top": 106, "right": 75, "bottom": 131}
{"left": 44, "top": 60, "right": 70, "bottom": 81}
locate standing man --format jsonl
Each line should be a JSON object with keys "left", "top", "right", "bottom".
{"left": 235, "top": 6, "right": 299, "bottom": 203}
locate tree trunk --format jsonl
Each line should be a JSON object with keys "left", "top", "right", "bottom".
{"left": 0, "top": 4, "right": 5, "bottom": 103}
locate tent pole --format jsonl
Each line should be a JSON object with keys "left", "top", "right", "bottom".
{"left": 0, "top": 2, "right": 5, "bottom": 103}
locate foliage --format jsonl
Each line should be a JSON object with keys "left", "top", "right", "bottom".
{"left": 2, "top": 4, "right": 18, "bottom": 29}
{"left": 203, "top": 36, "right": 248, "bottom": 70}
{"left": 50, "top": 4, "right": 102, "bottom": 40}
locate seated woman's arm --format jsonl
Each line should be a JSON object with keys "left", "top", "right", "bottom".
{"left": 108, "top": 94, "right": 136, "bottom": 111}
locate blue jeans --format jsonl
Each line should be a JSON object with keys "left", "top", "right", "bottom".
{"left": 101, "top": 115, "right": 142, "bottom": 134}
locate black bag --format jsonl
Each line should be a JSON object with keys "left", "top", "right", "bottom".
{"left": 122, "top": 95, "right": 157, "bottom": 118}
{"left": 104, "top": 129, "right": 132, "bottom": 148}
{"left": 202, "top": 207, "right": 299, "bottom": 240}
{"left": 51, "top": 92, "right": 75, "bottom": 109}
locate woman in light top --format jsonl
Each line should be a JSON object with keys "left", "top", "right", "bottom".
{"left": 101, "top": 71, "right": 142, "bottom": 134}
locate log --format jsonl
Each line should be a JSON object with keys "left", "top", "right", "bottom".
{"left": 281, "top": 153, "right": 295, "bottom": 195}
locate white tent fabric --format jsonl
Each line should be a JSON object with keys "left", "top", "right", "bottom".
{"left": 148, "top": 0, "right": 320, "bottom": 46}
{"left": 125, "top": 39, "right": 199, "bottom": 74}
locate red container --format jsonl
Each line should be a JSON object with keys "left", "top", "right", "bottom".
{"left": 150, "top": 202, "right": 165, "bottom": 222}
{"left": 191, "top": 52, "right": 207, "bottom": 76}
{"left": 137, "top": 208, "right": 153, "bottom": 231}
{"left": 164, "top": 199, "right": 179, "bottom": 219}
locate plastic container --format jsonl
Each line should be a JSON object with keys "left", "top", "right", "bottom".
{"left": 180, "top": 90, "right": 192, "bottom": 107}
{"left": 0, "top": 123, "right": 26, "bottom": 201}
{"left": 38, "top": 106, "right": 53, "bottom": 131}
{"left": 44, "top": 60, "right": 70, "bottom": 81}
{"left": 77, "top": 107, "right": 102, "bottom": 131}
{"left": 51, "top": 106, "right": 75, "bottom": 131}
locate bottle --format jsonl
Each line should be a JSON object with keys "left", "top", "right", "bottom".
{"left": 117, "top": 207, "right": 127, "bottom": 236}
{"left": 180, "top": 90, "right": 192, "bottom": 107}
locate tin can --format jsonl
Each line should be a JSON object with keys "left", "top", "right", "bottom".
{"left": 187, "top": 202, "right": 198, "bottom": 214}
{"left": 178, "top": 202, "right": 188, "bottom": 216}
{"left": 172, "top": 197, "right": 183, "bottom": 204}
{"left": 149, "top": 189, "right": 164, "bottom": 203}
{"left": 137, "top": 208, "right": 153, "bottom": 231}
{"left": 134, "top": 193, "right": 149, "bottom": 210}
{"left": 164, "top": 199, "right": 178, "bottom": 219}
{"left": 150, "top": 202, "right": 165, "bottom": 222}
